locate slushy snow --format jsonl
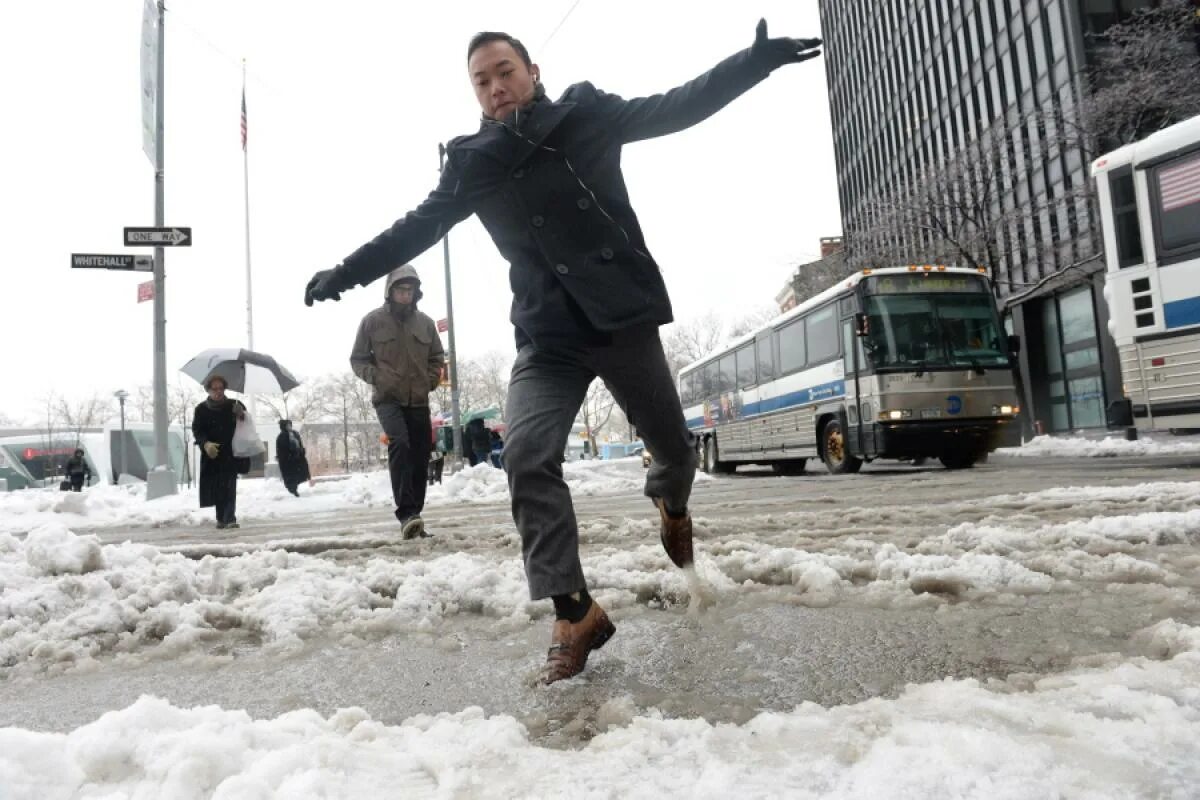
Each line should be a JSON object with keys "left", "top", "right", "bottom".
{"left": 1, "top": 619, "right": 1197, "bottom": 798}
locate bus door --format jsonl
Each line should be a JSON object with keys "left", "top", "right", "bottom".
{"left": 843, "top": 313, "right": 869, "bottom": 456}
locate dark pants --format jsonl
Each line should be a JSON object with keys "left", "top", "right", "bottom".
{"left": 283, "top": 479, "right": 300, "bottom": 497}
{"left": 213, "top": 472, "right": 238, "bottom": 524}
{"left": 69, "top": 475, "right": 85, "bottom": 492}
{"left": 428, "top": 455, "right": 444, "bottom": 485}
{"left": 473, "top": 448, "right": 491, "bottom": 467}
{"left": 376, "top": 401, "right": 432, "bottom": 521}
{"left": 505, "top": 328, "right": 697, "bottom": 599}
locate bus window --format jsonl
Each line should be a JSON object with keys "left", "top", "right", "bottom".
{"left": 1153, "top": 151, "right": 1200, "bottom": 259}
{"left": 806, "top": 305, "right": 840, "bottom": 364}
{"left": 719, "top": 353, "right": 736, "bottom": 393}
{"left": 702, "top": 362, "right": 716, "bottom": 398}
{"left": 1110, "top": 167, "right": 1143, "bottom": 268}
{"left": 756, "top": 334, "right": 775, "bottom": 383}
{"left": 777, "top": 317, "right": 806, "bottom": 375}
{"left": 735, "top": 344, "right": 756, "bottom": 387}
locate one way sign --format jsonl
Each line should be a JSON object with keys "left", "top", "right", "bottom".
{"left": 124, "top": 226, "right": 192, "bottom": 247}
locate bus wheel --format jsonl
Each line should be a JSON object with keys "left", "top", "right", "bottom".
{"left": 822, "top": 420, "right": 863, "bottom": 475}
{"left": 772, "top": 459, "right": 806, "bottom": 475}
{"left": 707, "top": 436, "right": 735, "bottom": 475}
{"left": 939, "top": 449, "right": 981, "bottom": 470}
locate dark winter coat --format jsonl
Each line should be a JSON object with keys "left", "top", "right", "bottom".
{"left": 192, "top": 398, "right": 248, "bottom": 508}
{"left": 350, "top": 265, "right": 445, "bottom": 407}
{"left": 65, "top": 455, "right": 91, "bottom": 479}
{"left": 334, "top": 46, "right": 776, "bottom": 348}
{"left": 276, "top": 429, "right": 311, "bottom": 484}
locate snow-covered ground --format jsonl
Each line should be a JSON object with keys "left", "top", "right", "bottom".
{"left": 0, "top": 457, "right": 665, "bottom": 536}
{"left": 3, "top": 454, "right": 1200, "bottom": 797}
{"left": 997, "top": 432, "right": 1200, "bottom": 458}
{"left": 3, "top": 619, "right": 1198, "bottom": 798}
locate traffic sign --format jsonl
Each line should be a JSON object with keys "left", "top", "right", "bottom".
{"left": 123, "top": 226, "right": 191, "bottom": 246}
{"left": 72, "top": 253, "right": 154, "bottom": 271}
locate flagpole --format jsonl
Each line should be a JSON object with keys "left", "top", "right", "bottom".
{"left": 242, "top": 60, "right": 257, "bottom": 421}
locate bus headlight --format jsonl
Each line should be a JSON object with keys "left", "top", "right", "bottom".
{"left": 878, "top": 409, "right": 912, "bottom": 421}
{"left": 992, "top": 405, "right": 1019, "bottom": 415}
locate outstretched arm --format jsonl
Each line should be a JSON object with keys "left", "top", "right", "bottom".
{"left": 597, "top": 19, "right": 821, "bottom": 144}
{"left": 306, "top": 156, "right": 474, "bottom": 306}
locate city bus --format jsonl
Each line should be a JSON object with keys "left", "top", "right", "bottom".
{"left": 1093, "top": 114, "right": 1200, "bottom": 433}
{"left": 678, "top": 266, "right": 1022, "bottom": 475}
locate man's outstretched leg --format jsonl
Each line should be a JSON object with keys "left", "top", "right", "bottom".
{"left": 597, "top": 328, "right": 698, "bottom": 567}
{"left": 504, "top": 345, "right": 615, "bottom": 683}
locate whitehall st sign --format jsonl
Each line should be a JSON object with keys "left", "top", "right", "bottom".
{"left": 123, "top": 226, "right": 192, "bottom": 246}
{"left": 71, "top": 254, "right": 153, "bottom": 271}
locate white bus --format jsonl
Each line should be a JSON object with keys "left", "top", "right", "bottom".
{"left": 1093, "top": 114, "right": 1200, "bottom": 432}
{"left": 679, "top": 266, "right": 1022, "bottom": 475}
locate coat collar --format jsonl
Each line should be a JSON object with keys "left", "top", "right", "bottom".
{"left": 454, "top": 94, "right": 577, "bottom": 169}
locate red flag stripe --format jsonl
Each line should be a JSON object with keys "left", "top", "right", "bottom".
{"left": 240, "top": 89, "right": 247, "bottom": 151}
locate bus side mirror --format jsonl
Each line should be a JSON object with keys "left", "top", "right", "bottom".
{"left": 854, "top": 312, "right": 869, "bottom": 337}
{"left": 1007, "top": 334, "right": 1021, "bottom": 358}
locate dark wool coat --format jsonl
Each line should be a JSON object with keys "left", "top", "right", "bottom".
{"left": 276, "top": 429, "right": 311, "bottom": 484}
{"left": 335, "top": 46, "right": 775, "bottom": 348}
{"left": 192, "top": 399, "right": 247, "bottom": 508}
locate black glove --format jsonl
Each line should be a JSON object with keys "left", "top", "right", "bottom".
{"left": 751, "top": 18, "right": 822, "bottom": 70}
{"left": 305, "top": 267, "right": 349, "bottom": 306}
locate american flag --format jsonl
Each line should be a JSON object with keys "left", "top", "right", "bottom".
{"left": 1160, "top": 153, "right": 1200, "bottom": 211}
{"left": 240, "top": 87, "right": 247, "bottom": 151}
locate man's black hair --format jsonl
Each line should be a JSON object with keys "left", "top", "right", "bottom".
{"left": 467, "top": 32, "right": 532, "bottom": 68}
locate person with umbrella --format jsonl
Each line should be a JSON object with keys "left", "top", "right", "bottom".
{"left": 303, "top": 21, "right": 822, "bottom": 683}
{"left": 192, "top": 376, "right": 248, "bottom": 529}
{"left": 276, "top": 419, "right": 313, "bottom": 497}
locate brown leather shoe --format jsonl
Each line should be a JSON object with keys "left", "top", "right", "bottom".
{"left": 654, "top": 498, "right": 694, "bottom": 568}
{"left": 540, "top": 601, "right": 616, "bottom": 685}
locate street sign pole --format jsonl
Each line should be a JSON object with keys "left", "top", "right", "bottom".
{"left": 147, "top": 0, "right": 175, "bottom": 500}
{"left": 439, "top": 143, "right": 464, "bottom": 470}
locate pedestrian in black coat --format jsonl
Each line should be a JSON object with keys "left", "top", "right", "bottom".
{"left": 192, "top": 376, "right": 247, "bottom": 529}
{"left": 304, "top": 20, "right": 822, "bottom": 683}
{"left": 64, "top": 449, "right": 91, "bottom": 492}
{"left": 276, "top": 419, "right": 312, "bottom": 497}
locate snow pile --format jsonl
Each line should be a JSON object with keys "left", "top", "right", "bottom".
{"left": 6, "top": 479, "right": 1198, "bottom": 675}
{"left": 2, "top": 620, "right": 1198, "bottom": 798}
{"left": 998, "top": 433, "right": 1200, "bottom": 458}
{"left": 0, "top": 457, "right": 659, "bottom": 535}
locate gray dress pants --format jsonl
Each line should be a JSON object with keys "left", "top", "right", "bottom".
{"left": 504, "top": 327, "right": 697, "bottom": 599}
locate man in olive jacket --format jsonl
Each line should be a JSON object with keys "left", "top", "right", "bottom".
{"left": 308, "top": 20, "right": 821, "bottom": 683}
{"left": 351, "top": 264, "right": 445, "bottom": 538}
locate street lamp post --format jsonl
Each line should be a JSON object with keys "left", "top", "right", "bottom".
{"left": 114, "top": 389, "right": 129, "bottom": 483}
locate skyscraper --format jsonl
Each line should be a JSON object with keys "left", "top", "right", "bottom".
{"left": 819, "top": 0, "right": 1158, "bottom": 433}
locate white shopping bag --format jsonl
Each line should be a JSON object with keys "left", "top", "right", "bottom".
{"left": 232, "top": 416, "right": 265, "bottom": 457}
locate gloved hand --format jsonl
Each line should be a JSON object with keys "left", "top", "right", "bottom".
{"left": 305, "top": 267, "right": 348, "bottom": 306}
{"left": 203, "top": 442, "right": 221, "bottom": 459}
{"left": 750, "top": 18, "right": 822, "bottom": 70}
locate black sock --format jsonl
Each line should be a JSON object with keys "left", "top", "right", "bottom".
{"left": 552, "top": 588, "right": 592, "bottom": 623}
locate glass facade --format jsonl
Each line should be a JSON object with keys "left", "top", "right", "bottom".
{"left": 817, "top": 0, "right": 1142, "bottom": 433}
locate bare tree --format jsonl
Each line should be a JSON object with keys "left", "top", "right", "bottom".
{"left": 785, "top": 251, "right": 858, "bottom": 305}
{"left": 131, "top": 385, "right": 155, "bottom": 423}
{"left": 577, "top": 379, "right": 616, "bottom": 457}
{"left": 56, "top": 393, "right": 105, "bottom": 448}
{"left": 662, "top": 311, "right": 729, "bottom": 379}
{"left": 1078, "top": 0, "right": 1200, "bottom": 152}
{"left": 727, "top": 304, "right": 781, "bottom": 339}
{"left": 329, "top": 372, "right": 380, "bottom": 471}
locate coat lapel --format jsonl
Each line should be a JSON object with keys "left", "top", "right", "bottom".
{"left": 456, "top": 100, "right": 577, "bottom": 171}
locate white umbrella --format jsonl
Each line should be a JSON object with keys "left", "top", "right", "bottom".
{"left": 180, "top": 348, "right": 300, "bottom": 394}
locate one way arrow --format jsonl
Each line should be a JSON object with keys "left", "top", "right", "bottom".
{"left": 124, "top": 226, "right": 192, "bottom": 247}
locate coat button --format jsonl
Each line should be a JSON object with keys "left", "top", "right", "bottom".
{"left": 600, "top": 247, "right": 614, "bottom": 261}
{"left": 555, "top": 263, "right": 569, "bottom": 275}
{"left": 531, "top": 215, "right": 545, "bottom": 228}
{"left": 513, "top": 168, "right": 525, "bottom": 179}
{"left": 576, "top": 197, "right": 591, "bottom": 210}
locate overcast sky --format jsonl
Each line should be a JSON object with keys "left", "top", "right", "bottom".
{"left": 0, "top": 1, "right": 840, "bottom": 424}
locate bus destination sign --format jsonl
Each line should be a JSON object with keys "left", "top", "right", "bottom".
{"left": 865, "top": 274, "right": 986, "bottom": 295}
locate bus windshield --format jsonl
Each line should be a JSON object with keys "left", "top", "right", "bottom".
{"left": 862, "top": 293, "right": 1009, "bottom": 370}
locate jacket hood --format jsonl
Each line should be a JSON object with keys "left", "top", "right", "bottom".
{"left": 385, "top": 264, "right": 423, "bottom": 303}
